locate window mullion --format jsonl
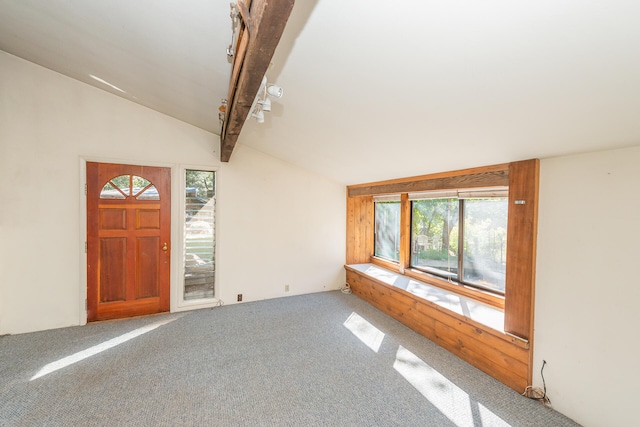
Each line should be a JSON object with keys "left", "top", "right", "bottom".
{"left": 399, "top": 193, "right": 411, "bottom": 271}
{"left": 458, "top": 199, "right": 464, "bottom": 283}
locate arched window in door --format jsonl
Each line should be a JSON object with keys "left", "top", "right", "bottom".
{"left": 100, "top": 175, "right": 160, "bottom": 200}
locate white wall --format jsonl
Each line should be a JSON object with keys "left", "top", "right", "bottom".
{"left": 216, "top": 143, "right": 346, "bottom": 304}
{"left": 0, "top": 51, "right": 345, "bottom": 335}
{"left": 536, "top": 146, "right": 640, "bottom": 427}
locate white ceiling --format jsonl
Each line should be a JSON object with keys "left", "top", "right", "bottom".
{"left": 2, "top": 1, "right": 640, "bottom": 184}
{"left": 0, "top": 0, "right": 231, "bottom": 133}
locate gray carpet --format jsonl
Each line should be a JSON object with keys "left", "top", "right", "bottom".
{"left": 0, "top": 291, "right": 580, "bottom": 426}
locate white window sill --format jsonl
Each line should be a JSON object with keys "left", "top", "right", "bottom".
{"left": 348, "top": 263, "right": 505, "bottom": 333}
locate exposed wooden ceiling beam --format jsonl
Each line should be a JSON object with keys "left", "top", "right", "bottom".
{"left": 220, "top": 0, "right": 295, "bottom": 162}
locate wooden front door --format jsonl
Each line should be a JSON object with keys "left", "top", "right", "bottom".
{"left": 86, "top": 162, "right": 171, "bottom": 321}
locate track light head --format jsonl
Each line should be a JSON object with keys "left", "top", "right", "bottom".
{"left": 266, "top": 84, "right": 283, "bottom": 98}
{"left": 252, "top": 108, "right": 265, "bottom": 123}
{"left": 260, "top": 97, "right": 272, "bottom": 112}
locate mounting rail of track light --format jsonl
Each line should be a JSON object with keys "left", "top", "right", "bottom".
{"left": 227, "top": 2, "right": 240, "bottom": 62}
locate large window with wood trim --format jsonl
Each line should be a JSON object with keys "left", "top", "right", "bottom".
{"left": 373, "top": 189, "right": 508, "bottom": 295}
{"left": 348, "top": 160, "right": 539, "bottom": 341}
{"left": 410, "top": 188, "right": 508, "bottom": 294}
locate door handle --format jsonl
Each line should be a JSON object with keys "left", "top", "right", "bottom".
{"left": 162, "top": 242, "right": 168, "bottom": 252}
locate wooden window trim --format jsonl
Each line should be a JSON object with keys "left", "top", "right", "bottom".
{"left": 370, "top": 255, "right": 400, "bottom": 272}
{"left": 347, "top": 159, "right": 539, "bottom": 340}
{"left": 404, "top": 266, "right": 505, "bottom": 309}
{"left": 347, "top": 163, "right": 510, "bottom": 198}
{"left": 504, "top": 159, "right": 539, "bottom": 340}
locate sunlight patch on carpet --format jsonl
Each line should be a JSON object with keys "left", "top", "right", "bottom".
{"left": 393, "top": 345, "right": 509, "bottom": 427}
{"left": 30, "top": 315, "right": 181, "bottom": 381}
{"left": 343, "top": 312, "right": 385, "bottom": 353}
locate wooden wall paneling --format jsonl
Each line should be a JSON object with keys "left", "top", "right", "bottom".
{"left": 355, "top": 197, "right": 365, "bottom": 262}
{"left": 345, "top": 159, "right": 539, "bottom": 392}
{"left": 504, "top": 159, "right": 539, "bottom": 388}
{"left": 345, "top": 267, "right": 530, "bottom": 392}
{"left": 348, "top": 163, "right": 510, "bottom": 191}
{"left": 346, "top": 196, "right": 356, "bottom": 264}
{"left": 362, "top": 197, "right": 374, "bottom": 261}
{"left": 348, "top": 270, "right": 437, "bottom": 337}
{"left": 354, "top": 197, "right": 364, "bottom": 262}
{"left": 504, "top": 159, "right": 539, "bottom": 341}
{"left": 432, "top": 319, "right": 528, "bottom": 370}
{"left": 345, "top": 196, "right": 374, "bottom": 264}
{"left": 412, "top": 299, "right": 529, "bottom": 355}
{"left": 433, "top": 322, "right": 528, "bottom": 391}
{"left": 351, "top": 196, "right": 361, "bottom": 263}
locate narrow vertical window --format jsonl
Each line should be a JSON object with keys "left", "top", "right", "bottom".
{"left": 184, "top": 170, "right": 216, "bottom": 301}
{"left": 374, "top": 196, "right": 401, "bottom": 262}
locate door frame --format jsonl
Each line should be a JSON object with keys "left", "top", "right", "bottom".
{"left": 78, "top": 158, "right": 221, "bottom": 325}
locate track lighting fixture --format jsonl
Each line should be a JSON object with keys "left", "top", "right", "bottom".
{"left": 249, "top": 75, "right": 284, "bottom": 123}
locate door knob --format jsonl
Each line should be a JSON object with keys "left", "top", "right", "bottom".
{"left": 162, "top": 242, "right": 168, "bottom": 252}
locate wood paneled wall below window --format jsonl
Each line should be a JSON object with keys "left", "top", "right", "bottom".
{"left": 345, "top": 160, "right": 539, "bottom": 392}
{"left": 345, "top": 267, "right": 530, "bottom": 392}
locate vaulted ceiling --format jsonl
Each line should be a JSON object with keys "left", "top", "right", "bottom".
{"left": 2, "top": 1, "right": 640, "bottom": 184}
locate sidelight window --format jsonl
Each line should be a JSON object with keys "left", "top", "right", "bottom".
{"left": 183, "top": 170, "right": 216, "bottom": 301}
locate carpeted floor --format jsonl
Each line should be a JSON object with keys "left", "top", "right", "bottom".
{"left": 0, "top": 291, "right": 581, "bottom": 426}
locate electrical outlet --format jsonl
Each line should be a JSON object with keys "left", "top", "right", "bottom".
{"left": 237, "top": 294, "right": 242, "bottom": 302}
{"left": 285, "top": 284, "right": 290, "bottom": 292}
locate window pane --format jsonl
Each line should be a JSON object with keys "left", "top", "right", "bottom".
{"left": 374, "top": 201, "right": 400, "bottom": 262}
{"left": 135, "top": 185, "right": 159, "bottom": 200}
{"left": 132, "top": 176, "right": 159, "bottom": 200}
{"left": 131, "top": 175, "right": 151, "bottom": 190}
{"left": 110, "top": 175, "right": 131, "bottom": 192}
{"left": 462, "top": 198, "right": 508, "bottom": 293}
{"left": 411, "top": 198, "right": 459, "bottom": 279}
{"left": 184, "top": 170, "right": 215, "bottom": 301}
{"left": 100, "top": 181, "right": 126, "bottom": 199}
